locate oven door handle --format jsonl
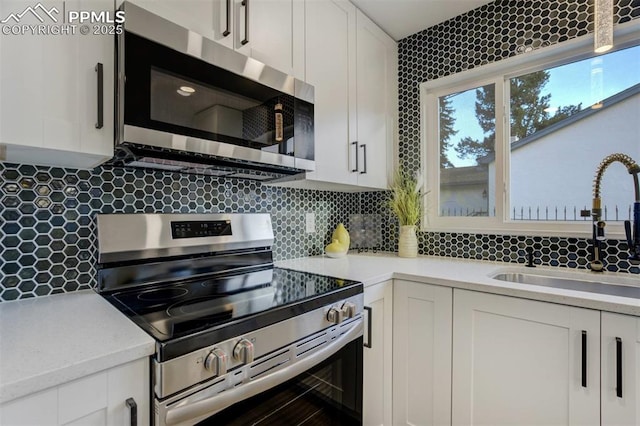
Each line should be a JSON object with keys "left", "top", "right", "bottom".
{"left": 164, "top": 319, "right": 363, "bottom": 425}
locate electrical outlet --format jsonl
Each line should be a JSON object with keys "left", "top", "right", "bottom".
{"left": 305, "top": 212, "right": 315, "bottom": 233}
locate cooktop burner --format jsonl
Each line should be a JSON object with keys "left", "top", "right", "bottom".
{"left": 102, "top": 266, "right": 361, "bottom": 360}
{"left": 138, "top": 287, "right": 189, "bottom": 301}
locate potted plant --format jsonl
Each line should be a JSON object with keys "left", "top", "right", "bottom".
{"left": 387, "top": 168, "right": 422, "bottom": 257}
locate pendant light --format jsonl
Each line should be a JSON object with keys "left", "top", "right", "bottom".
{"left": 594, "top": 0, "right": 613, "bottom": 53}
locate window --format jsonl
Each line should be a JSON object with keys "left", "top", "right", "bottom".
{"left": 422, "top": 32, "right": 640, "bottom": 237}
{"left": 439, "top": 83, "right": 495, "bottom": 218}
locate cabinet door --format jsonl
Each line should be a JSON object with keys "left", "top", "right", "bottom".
{"left": 363, "top": 280, "right": 393, "bottom": 426}
{"left": 0, "top": 358, "right": 149, "bottom": 426}
{"left": 58, "top": 357, "right": 149, "bottom": 425}
{"left": 78, "top": 0, "right": 115, "bottom": 161}
{"left": 602, "top": 312, "right": 640, "bottom": 425}
{"left": 0, "top": 0, "right": 113, "bottom": 168}
{"left": 126, "top": 0, "right": 302, "bottom": 78}
{"left": 0, "top": 388, "right": 58, "bottom": 425}
{"left": 58, "top": 371, "right": 109, "bottom": 425}
{"left": 107, "top": 357, "right": 150, "bottom": 426}
{"left": 125, "top": 0, "right": 233, "bottom": 48}
{"left": 393, "top": 280, "right": 452, "bottom": 426}
{"left": 452, "top": 289, "right": 600, "bottom": 426}
{"left": 304, "top": 0, "right": 357, "bottom": 186}
{"left": 0, "top": 0, "right": 76, "bottom": 149}
{"left": 354, "top": 10, "right": 396, "bottom": 190}
{"left": 235, "top": 0, "right": 304, "bottom": 79}
{"left": 210, "top": 0, "right": 234, "bottom": 49}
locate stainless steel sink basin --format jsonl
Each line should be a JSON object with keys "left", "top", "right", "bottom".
{"left": 492, "top": 270, "right": 640, "bottom": 299}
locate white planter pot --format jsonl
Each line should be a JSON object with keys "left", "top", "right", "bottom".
{"left": 398, "top": 225, "right": 418, "bottom": 258}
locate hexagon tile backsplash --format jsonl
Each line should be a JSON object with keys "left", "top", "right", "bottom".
{"left": 0, "top": 161, "right": 638, "bottom": 302}
{"left": 0, "top": 162, "right": 363, "bottom": 301}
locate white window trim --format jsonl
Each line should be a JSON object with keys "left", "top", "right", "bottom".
{"left": 420, "top": 19, "right": 640, "bottom": 238}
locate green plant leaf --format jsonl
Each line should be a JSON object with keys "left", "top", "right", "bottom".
{"left": 387, "top": 167, "right": 423, "bottom": 226}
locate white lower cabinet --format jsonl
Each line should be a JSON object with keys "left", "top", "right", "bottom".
{"left": 602, "top": 312, "right": 640, "bottom": 425}
{"left": 364, "top": 280, "right": 640, "bottom": 426}
{"left": 392, "top": 280, "right": 452, "bottom": 426}
{"left": 452, "top": 289, "right": 600, "bottom": 426}
{"left": 363, "top": 280, "right": 393, "bottom": 426}
{"left": 0, "top": 358, "right": 149, "bottom": 426}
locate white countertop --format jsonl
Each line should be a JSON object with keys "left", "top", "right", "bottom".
{"left": 0, "top": 290, "right": 155, "bottom": 404}
{"left": 276, "top": 252, "right": 640, "bottom": 316}
{"left": 2, "top": 254, "right": 639, "bottom": 405}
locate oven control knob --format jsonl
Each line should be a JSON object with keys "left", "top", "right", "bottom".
{"left": 233, "top": 338, "right": 255, "bottom": 365}
{"left": 204, "top": 348, "right": 227, "bottom": 376}
{"left": 341, "top": 302, "right": 357, "bottom": 319}
{"left": 327, "top": 306, "right": 344, "bottom": 324}
{"left": 204, "top": 348, "right": 228, "bottom": 376}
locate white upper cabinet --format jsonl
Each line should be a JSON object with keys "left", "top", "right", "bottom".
{"left": 0, "top": 0, "right": 114, "bottom": 169}
{"left": 234, "top": 0, "right": 304, "bottom": 79}
{"left": 303, "top": 0, "right": 357, "bottom": 187}
{"left": 126, "top": 0, "right": 304, "bottom": 79}
{"left": 127, "top": 0, "right": 233, "bottom": 48}
{"left": 0, "top": 0, "right": 394, "bottom": 178}
{"left": 353, "top": 9, "right": 396, "bottom": 190}
{"left": 269, "top": 0, "right": 397, "bottom": 192}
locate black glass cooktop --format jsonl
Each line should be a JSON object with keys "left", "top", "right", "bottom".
{"left": 102, "top": 267, "right": 362, "bottom": 361}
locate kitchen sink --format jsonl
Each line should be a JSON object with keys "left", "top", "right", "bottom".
{"left": 491, "top": 269, "right": 640, "bottom": 299}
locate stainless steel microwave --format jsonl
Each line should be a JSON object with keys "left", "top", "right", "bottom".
{"left": 114, "top": 2, "right": 314, "bottom": 178}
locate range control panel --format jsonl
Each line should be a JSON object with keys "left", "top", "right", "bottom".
{"left": 171, "top": 220, "right": 232, "bottom": 239}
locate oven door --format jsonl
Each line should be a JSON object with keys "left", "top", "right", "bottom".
{"left": 156, "top": 318, "right": 362, "bottom": 426}
{"left": 200, "top": 337, "right": 362, "bottom": 425}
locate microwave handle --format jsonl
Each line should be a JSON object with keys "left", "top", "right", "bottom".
{"left": 241, "top": 0, "right": 249, "bottom": 45}
{"left": 95, "top": 62, "right": 103, "bottom": 129}
{"left": 163, "top": 319, "right": 363, "bottom": 425}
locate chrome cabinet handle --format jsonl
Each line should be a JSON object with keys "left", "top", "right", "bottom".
{"left": 364, "top": 306, "right": 372, "bottom": 348}
{"left": 241, "top": 0, "right": 249, "bottom": 45}
{"left": 223, "top": 0, "right": 231, "bottom": 37}
{"left": 125, "top": 398, "right": 137, "bottom": 426}
{"left": 616, "top": 337, "right": 623, "bottom": 398}
{"left": 351, "top": 141, "right": 358, "bottom": 172}
{"left": 95, "top": 62, "right": 103, "bottom": 129}
{"left": 360, "top": 144, "right": 367, "bottom": 174}
{"left": 581, "top": 330, "right": 587, "bottom": 388}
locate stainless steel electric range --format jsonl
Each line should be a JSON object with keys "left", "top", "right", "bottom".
{"left": 95, "top": 213, "right": 363, "bottom": 426}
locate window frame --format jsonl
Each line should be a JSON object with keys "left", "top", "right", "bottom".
{"left": 420, "top": 19, "right": 640, "bottom": 238}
